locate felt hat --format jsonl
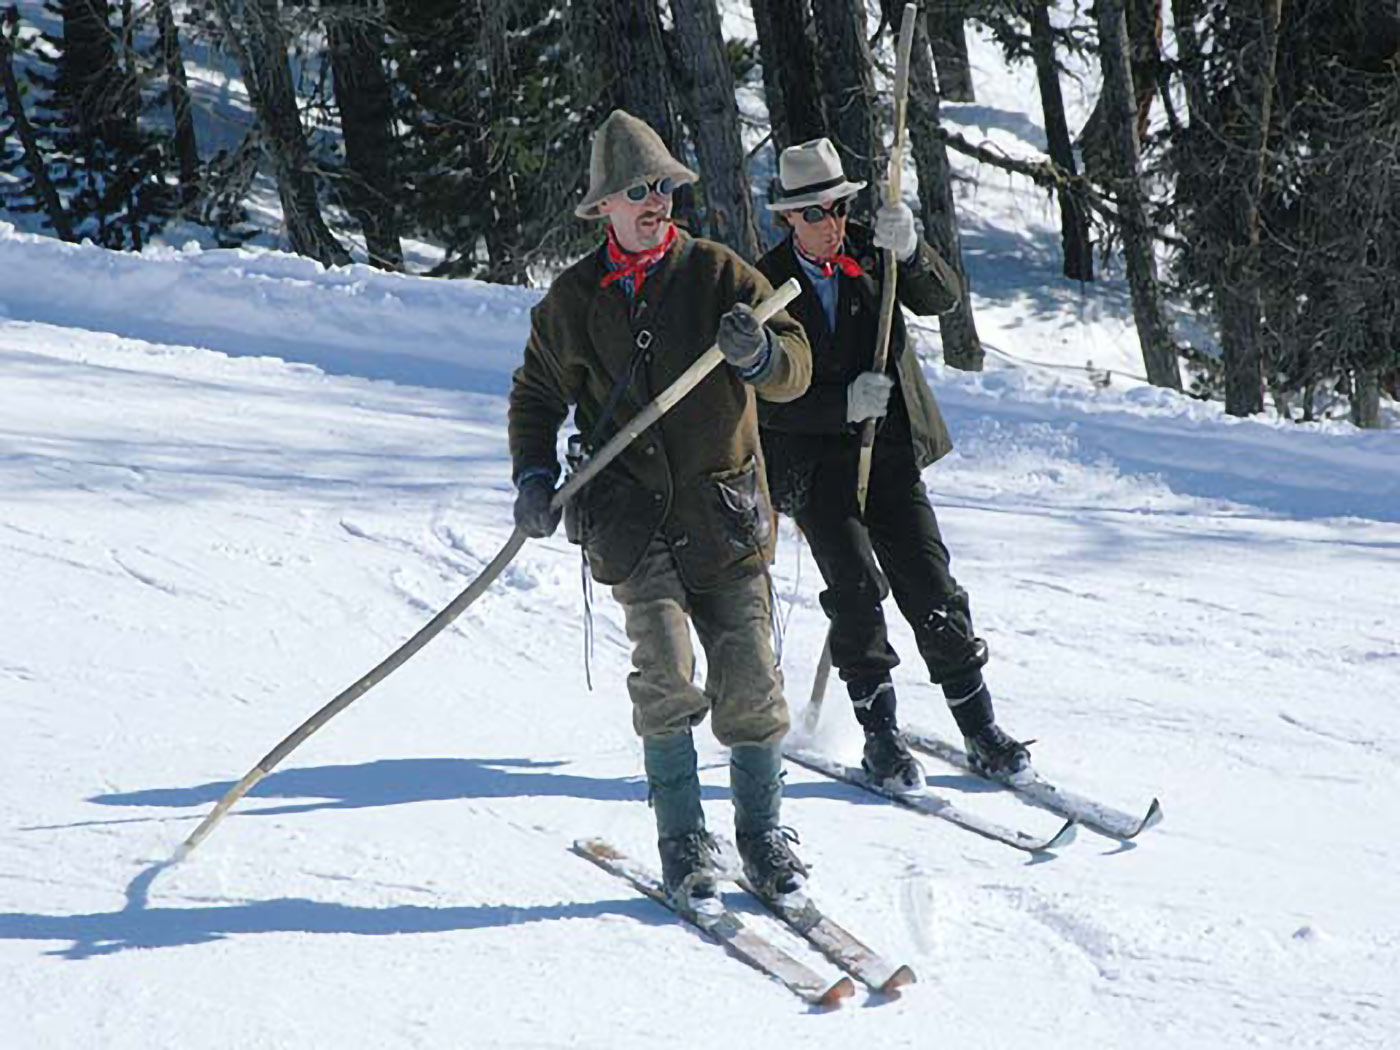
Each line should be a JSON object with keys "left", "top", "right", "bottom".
{"left": 765, "top": 137, "right": 866, "bottom": 211}
{"left": 575, "top": 110, "right": 698, "bottom": 219}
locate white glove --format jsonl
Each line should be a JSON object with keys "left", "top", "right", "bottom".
{"left": 873, "top": 201, "right": 918, "bottom": 262}
{"left": 846, "top": 371, "right": 894, "bottom": 423}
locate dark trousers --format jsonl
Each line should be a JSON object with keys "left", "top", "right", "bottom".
{"left": 794, "top": 436, "right": 986, "bottom": 692}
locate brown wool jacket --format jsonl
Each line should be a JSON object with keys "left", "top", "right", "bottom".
{"left": 509, "top": 228, "right": 812, "bottom": 590}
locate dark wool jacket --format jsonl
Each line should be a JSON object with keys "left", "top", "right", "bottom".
{"left": 508, "top": 228, "right": 812, "bottom": 590}
{"left": 755, "top": 223, "right": 961, "bottom": 513}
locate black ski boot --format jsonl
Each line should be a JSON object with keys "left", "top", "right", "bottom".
{"left": 851, "top": 679, "right": 925, "bottom": 793}
{"left": 657, "top": 830, "right": 720, "bottom": 908}
{"left": 863, "top": 728, "right": 925, "bottom": 792}
{"left": 645, "top": 731, "right": 718, "bottom": 910}
{"left": 964, "top": 723, "right": 1032, "bottom": 780}
{"left": 944, "top": 670, "right": 1032, "bottom": 780}
{"left": 736, "top": 826, "right": 809, "bottom": 898}
{"left": 731, "top": 742, "right": 808, "bottom": 898}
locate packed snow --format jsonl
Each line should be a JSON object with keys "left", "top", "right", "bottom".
{"left": 3, "top": 15, "right": 1398, "bottom": 1050}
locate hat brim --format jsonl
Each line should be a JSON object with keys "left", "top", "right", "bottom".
{"left": 575, "top": 165, "right": 699, "bottom": 220}
{"left": 765, "top": 178, "right": 867, "bottom": 212}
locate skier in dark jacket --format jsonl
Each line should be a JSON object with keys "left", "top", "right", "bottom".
{"left": 756, "top": 137, "right": 1031, "bottom": 790}
{"left": 509, "top": 111, "right": 814, "bottom": 906}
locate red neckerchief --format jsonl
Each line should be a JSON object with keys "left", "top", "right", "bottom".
{"left": 600, "top": 223, "right": 677, "bottom": 295}
{"left": 794, "top": 238, "right": 863, "bottom": 278}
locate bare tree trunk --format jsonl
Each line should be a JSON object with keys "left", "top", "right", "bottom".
{"left": 575, "top": 0, "right": 697, "bottom": 229}
{"left": 1029, "top": 0, "right": 1093, "bottom": 281}
{"left": 751, "top": 0, "right": 827, "bottom": 151}
{"left": 213, "top": 0, "right": 349, "bottom": 265}
{"left": 1096, "top": 0, "right": 1180, "bottom": 389}
{"left": 668, "top": 0, "right": 760, "bottom": 259}
{"left": 1080, "top": 0, "right": 1162, "bottom": 183}
{"left": 810, "top": 0, "right": 880, "bottom": 215}
{"left": 60, "top": 0, "right": 124, "bottom": 142}
{"left": 1351, "top": 366, "right": 1382, "bottom": 428}
{"left": 578, "top": 0, "right": 679, "bottom": 152}
{"left": 1220, "top": 0, "right": 1282, "bottom": 417}
{"left": 1170, "top": 0, "right": 1211, "bottom": 123}
{"left": 477, "top": 0, "right": 531, "bottom": 283}
{"left": 153, "top": 0, "right": 199, "bottom": 204}
{"left": 326, "top": 0, "right": 402, "bottom": 270}
{"left": 1, "top": 20, "right": 75, "bottom": 240}
{"left": 925, "top": 0, "right": 974, "bottom": 102}
{"left": 907, "top": 7, "right": 982, "bottom": 370}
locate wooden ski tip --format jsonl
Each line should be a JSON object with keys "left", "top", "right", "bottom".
{"left": 815, "top": 976, "right": 857, "bottom": 1008}
{"left": 1139, "top": 798, "right": 1164, "bottom": 834}
{"left": 879, "top": 964, "right": 917, "bottom": 995}
{"left": 1039, "top": 818, "right": 1078, "bottom": 852}
{"left": 572, "top": 837, "right": 622, "bottom": 861}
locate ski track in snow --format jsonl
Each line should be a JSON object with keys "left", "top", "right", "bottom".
{"left": 4, "top": 283, "right": 1396, "bottom": 1047}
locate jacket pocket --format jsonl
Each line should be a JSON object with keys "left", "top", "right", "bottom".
{"left": 704, "top": 456, "right": 772, "bottom": 555}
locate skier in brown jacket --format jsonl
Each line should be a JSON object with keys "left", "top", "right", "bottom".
{"left": 508, "top": 111, "right": 813, "bottom": 906}
{"left": 757, "top": 138, "right": 1031, "bottom": 790}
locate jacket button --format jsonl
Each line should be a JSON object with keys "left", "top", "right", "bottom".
{"left": 645, "top": 444, "right": 656, "bottom": 455}
{"left": 653, "top": 493, "right": 663, "bottom": 503}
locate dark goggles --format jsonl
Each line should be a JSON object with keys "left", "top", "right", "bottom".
{"left": 625, "top": 176, "right": 676, "bottom": 202}
{"left": 799, "top": 198, "right": 851, "bottom": 224}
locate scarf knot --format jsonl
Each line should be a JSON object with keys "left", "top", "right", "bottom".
{"left": 600, "top": 224, "right": 677, "bottom": 295}
{"left": 795, "top": 239, "right": 863, "bottom": 278}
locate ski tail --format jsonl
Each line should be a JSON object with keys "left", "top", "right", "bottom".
{"left": 713, "top": 835, "right": 917, "bottom": 995}
{"left": 902, "top": 726, "right": 1163, "bottom": 840}
{"left": 572, "top": 838, "right": 854, "bottom": 1007}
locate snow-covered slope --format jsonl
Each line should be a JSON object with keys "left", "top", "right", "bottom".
{"left": 4, "top": 14, "right": 1399, "bottom": 1050}
{"left": 4, "top": 209, "right": 1397, "bottom": 1047}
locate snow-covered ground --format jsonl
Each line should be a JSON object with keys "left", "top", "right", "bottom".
{"left": 4, "top": 14, "right": 1399, "bottom": 1050}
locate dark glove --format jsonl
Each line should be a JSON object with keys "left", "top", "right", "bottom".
{"left": 513, "top": 474, "right": 562, "bottom": 538}
{"left": 717, "top": 302, "right": 768, "bottom": 371}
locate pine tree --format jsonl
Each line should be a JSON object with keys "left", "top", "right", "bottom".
{"left": 325, "top": 0, "right": 401, "bottom": 270}
{"left": 390, "top": 0, "right": 594, "bottom": 280}
{"left": 668, "top": 0, "right": 759, "bottom": 259}
{"left": 0, "top": 5, "right": 74, "bottom": 238}
{"left": 810, "top": 0, "right": 880, "bottom": 215}
{"left": 1095, "top": 0, "right": 1180, "bottom": 390}
{"left": 1164, "top": 0, "right": 1400, "bottom": 425}
{"left": 13, "top": 0, "right": 177, "bottom": 249}
{"left": 751, "top": 0, "right": 826, "bottom": 153}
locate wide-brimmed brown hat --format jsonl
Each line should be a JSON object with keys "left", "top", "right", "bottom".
{"left": 575, "top": 110, "right": 698, "bottom": 220}
{"left": 766, "top": 137, "right": 867, "bottom": 211}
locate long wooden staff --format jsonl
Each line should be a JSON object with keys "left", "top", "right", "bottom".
{"left": 801, "top": 3, "right": 919, "bottom": 735}
{"left": 174, "top": 277, "right": 802, "bottom": 861}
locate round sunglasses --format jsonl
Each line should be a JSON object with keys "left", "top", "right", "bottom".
{"left": 625, "top": 176, "right": 676, "bottom": 202}
{"left": 798, "top": 198, "right": 851, "bottom": 224}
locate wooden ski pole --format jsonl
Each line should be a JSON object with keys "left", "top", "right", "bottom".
{"left": 801, "top": 3, "right": 919, "bottom": 736}
{"left": 174, "top": 277, "right": 802, "bottom": 862}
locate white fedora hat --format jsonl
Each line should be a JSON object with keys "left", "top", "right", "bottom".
{"left": 765, "top": 137, "right": 867, "bottom": 211}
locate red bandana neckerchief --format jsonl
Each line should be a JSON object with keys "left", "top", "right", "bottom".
{"left": 600, "top": 223, "right": 677, "bottom": 295}
{"left": 794, "top": 238, "right": 863, "bottom": 279}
